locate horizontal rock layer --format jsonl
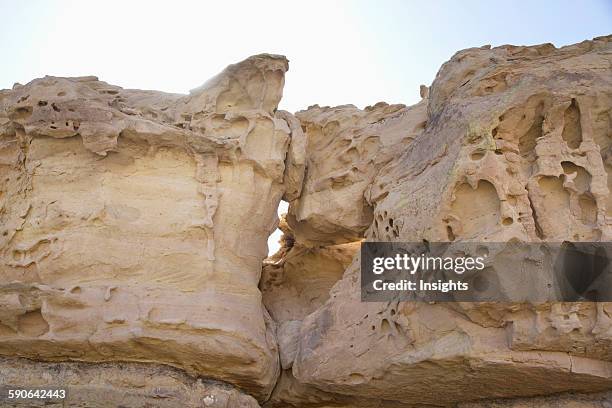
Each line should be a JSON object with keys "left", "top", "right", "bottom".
{"left": 0, "top": 357, "right": 260, "bottom": 408}
{"left": 0, "top": 54, "right": 303, "bottom": 402}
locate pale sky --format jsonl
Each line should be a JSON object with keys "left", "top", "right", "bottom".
{"left": 1, "top": 0, "right": 610, "bottom": 254}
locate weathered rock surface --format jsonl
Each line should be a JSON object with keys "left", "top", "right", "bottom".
{"left": 457, "top": 391, "right": 612, "bottom": 407}
{"left": 0, "top": 357, "right": 260, "bottom": 407}
{"left": 283, "top": 36, "right": 612, "bottom": 406}
{"left": 0, "top": 54, "right": 305, "bottom": 402}
{"left": 288, "top": 100, "right": 427, "bottom": 246}
{"left": 2, "top": 36, "right": 612, "bottom": 407}
{"left": 261, "top": 216, "right": 359, "bottom": 329}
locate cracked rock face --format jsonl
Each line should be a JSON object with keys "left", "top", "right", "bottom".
{"left": 1, "top": 36, "right": 612, "bottom": 407}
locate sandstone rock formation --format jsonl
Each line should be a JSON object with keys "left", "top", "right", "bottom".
{"left": 283, "top": 36, "right": 612, "bottom": 407}
{"left": 0, "top": 357, "right": 260, "bottom": 408}
{"left": 265, "top": 36, "right": 612, "bottom": 407}
{"left": 1, "top": 36, "right": 612, "bottom": 407}
{"left": 457, "top": 391, "right": 612, "bottom": 408}
{"left": 0, "top": 54, "right": 299, "bottom": 402}
{"left": 287, "top": 100, "right": 427, "bottom": 246}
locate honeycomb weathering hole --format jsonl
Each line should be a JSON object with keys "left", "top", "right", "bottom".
{"left": 450, "top": 180, "right": 501, "bottom": 239}
{"left": 562, "top": 98, "right": 583, "bottom": 149}
{"left": 17, "top": 310, "right": 49, "bottom": 337}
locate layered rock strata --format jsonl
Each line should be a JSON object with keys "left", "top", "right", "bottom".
{"left": 1, "top": 36, "right": 612, "bottom": 407}
{"left": 0, "top": 357, "right": 260, "bottom": 408}
{"left": 0, "top": 54, "right": 305, "bottom": 402}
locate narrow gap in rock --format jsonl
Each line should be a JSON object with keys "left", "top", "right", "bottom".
{"left": 267, "top": 200, "right": 289, "bottom": 256}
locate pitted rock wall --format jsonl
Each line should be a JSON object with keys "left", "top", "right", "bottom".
{"left": 267, "top": 36, "right": 612, "bottom": 407}
{"left": 0, "top": 54, "right": 306, "bottom": 402}
{"left": 1, "top": 36, "right": 612, "bottom": 407}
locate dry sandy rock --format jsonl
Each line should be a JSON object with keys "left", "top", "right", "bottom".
{"left": 0, "top": 54, "right": 306, "bottom": 402}
{"left": 1, "top": 36, "right": 612, "bottom": 407}
{"left": 288, "top": 36, "right": 612, "bottom": 406}
{"left": 0, "top": 357, "right": 260, "bottom": 407}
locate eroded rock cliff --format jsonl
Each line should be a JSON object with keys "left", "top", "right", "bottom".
{"left": 0, "top": 54, "right": 301, "bottom": 403}
{"left": 267, "top": 36, "right": 612, "bottom": 407}
{"left": 1, "top": 36, "right": 611, "bottom": 407}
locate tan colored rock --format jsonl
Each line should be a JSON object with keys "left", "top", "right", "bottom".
{"left": 457, "top": 391, "right": 612, "bottom": 407}
{"left": 294, "top": 261, "right": 612, "bottom": 405}
{"left": 288, "top": 100, "right": 427, "bottom": 246}
{"left": 0, "top": 357, "right": 260, "bottom": 407}
{"left": 261, "top": 215, "right": 357, "bottom": 370}
{"left": 0, "top": 54, "right": 305, "bottom": 402}
{"left": 2, "top": 35, "right": 612, "bottom": 408}
{"left": 264, "top": 369, "right": 419, "bottom": 408}
{"left": 287, "top": 36, "right": 612, "bottom": 406}
{"left": 261, "top": 216, "right": 359, "bottom": 326}
{"left": 277, "top": 111, "right": 307, "bottom": 202}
